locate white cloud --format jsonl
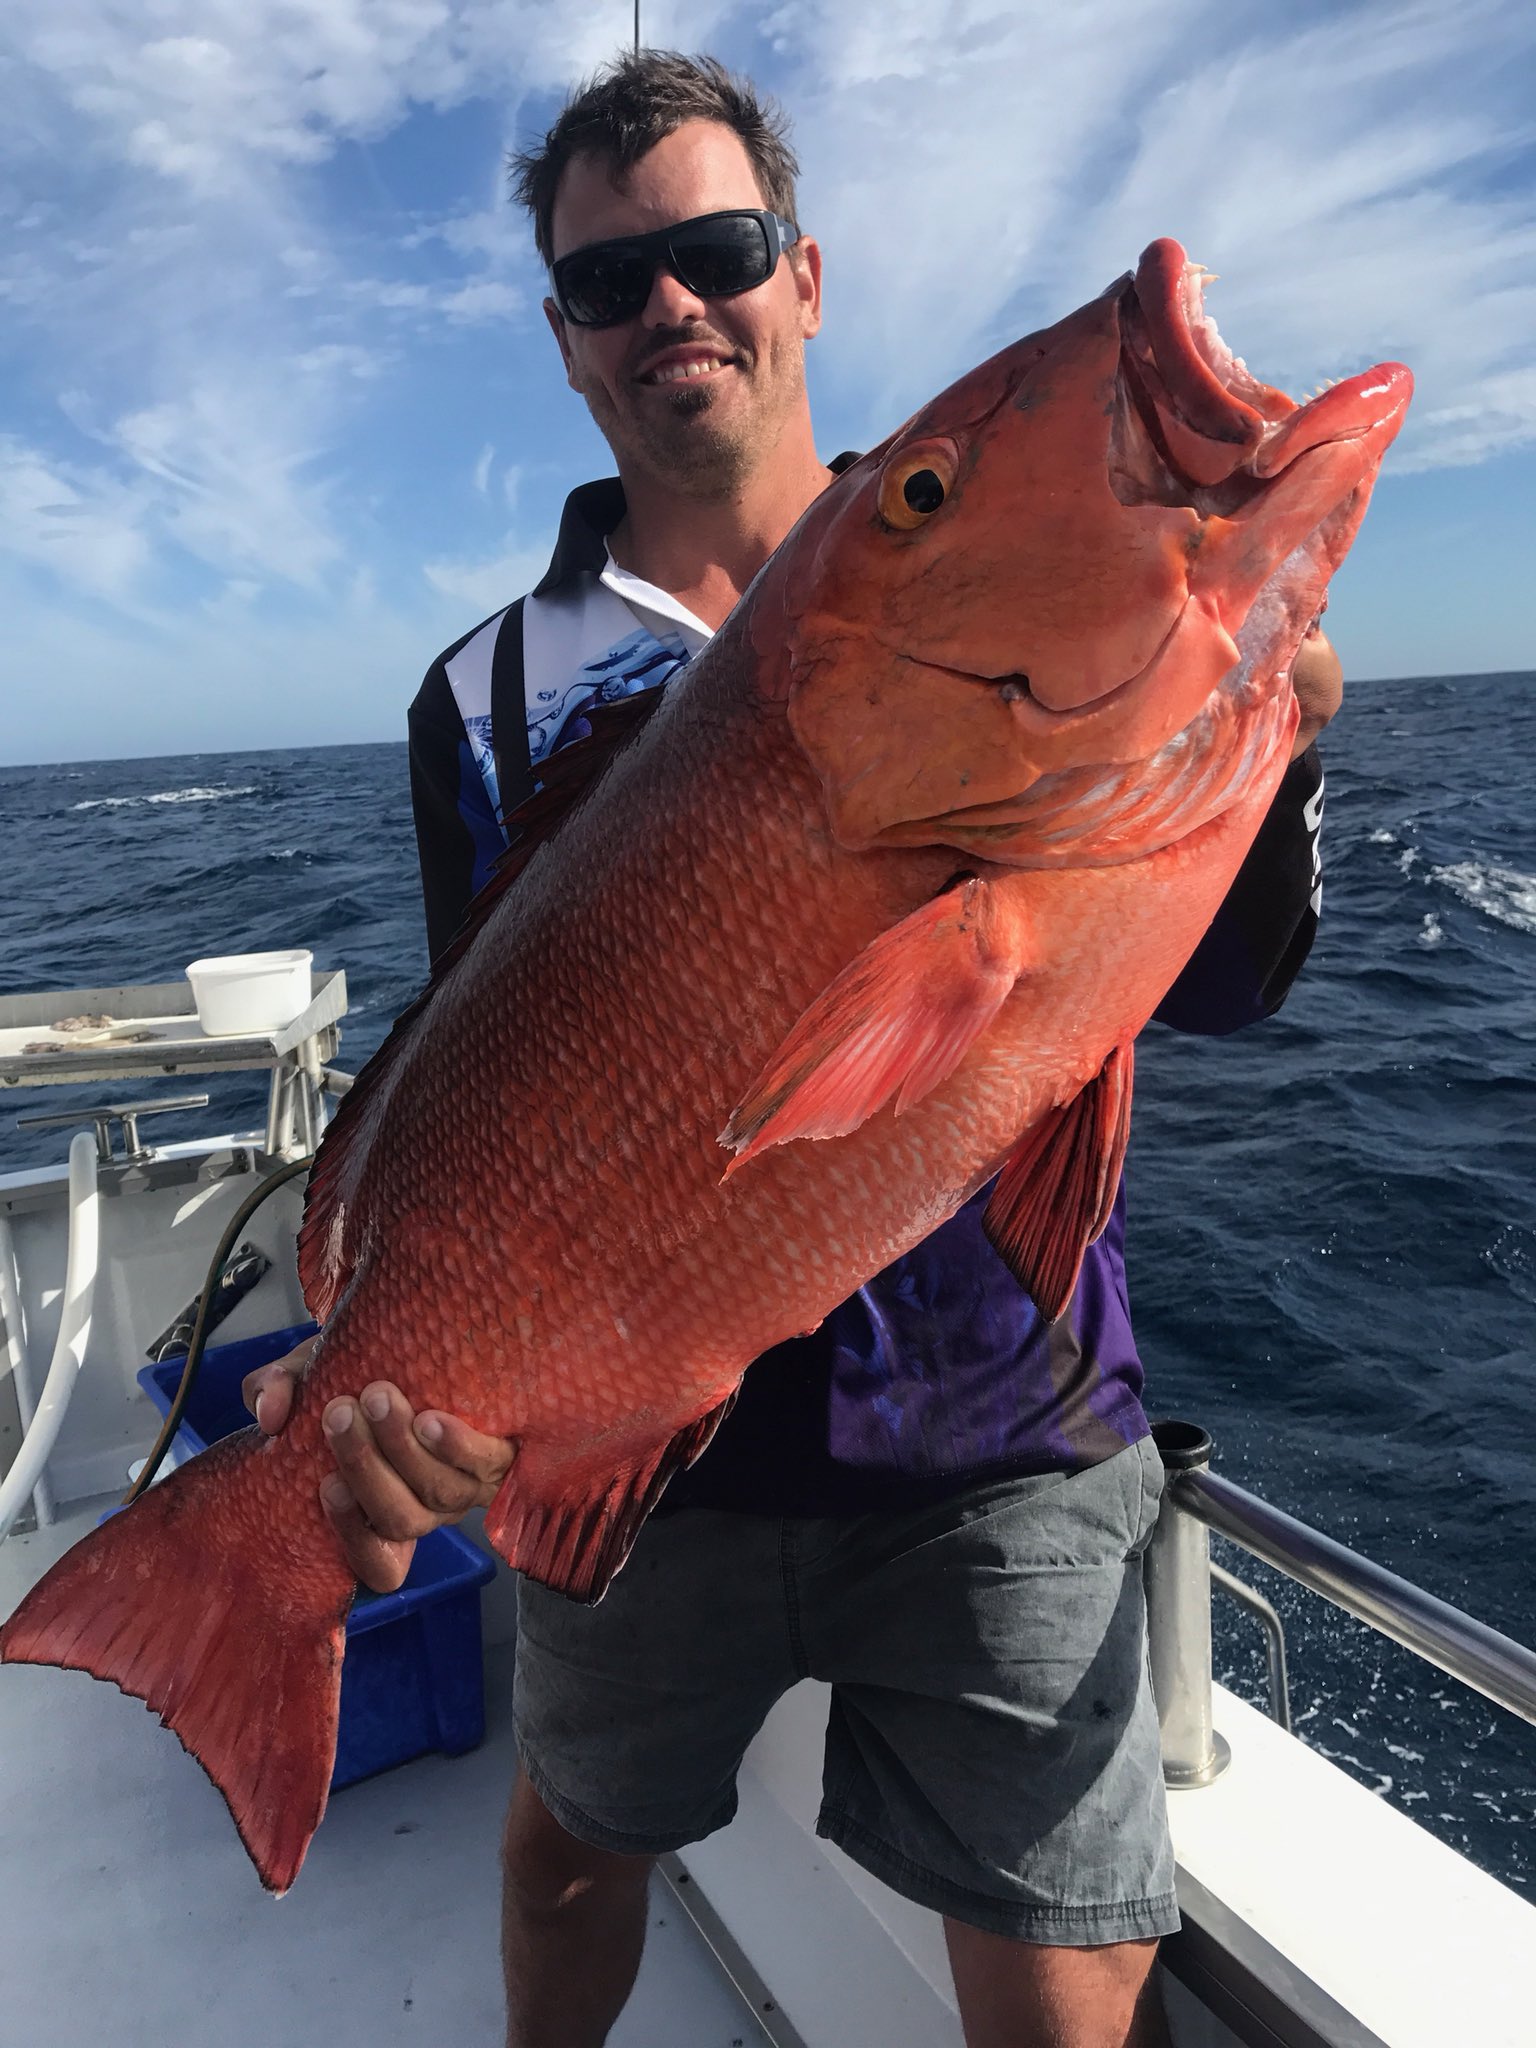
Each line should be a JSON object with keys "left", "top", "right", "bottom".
{"left": 439, "top": 278, "right": 521, "bottom": 324}
{"left": 1397, "top": 365, "right": 1536, "bottom": 475}
{"left": 343, "top": 273, "right": 524, "bottom": 325}
{"left": 0, "top": 0, "right": 552, "bottom": 627}
{"left": 402, "top": 205, "right": 520, "bottom": 263}
{"left": 110, "top": 381, "right": 345, "bottom": 587}
{"left": 293, "top": 344, "right": 387, "bottom": 382}
{"left": 780, "top": 0, "right": 1536, "bottom": 474}
{"left": 422, "top": 536, "right": 550, "bottom": 614}
{"left": 0, "top": 437, "right": 153, "bottom": 601}
{"left": 0, "top": 571, "right": 478, "bottom": 763}
{"left": 7, "top": 3, "right": 706, "bottom": 202}
{"left": 1, "top": 0, "right": 1532, "bottom": 763}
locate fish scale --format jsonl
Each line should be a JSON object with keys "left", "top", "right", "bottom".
{"left": 1, "top": 239, "right": 1411, "bottom": 1892}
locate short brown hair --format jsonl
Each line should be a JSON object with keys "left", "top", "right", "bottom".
{"left": 509, "top": 49, "right": 800, "bottom": 268}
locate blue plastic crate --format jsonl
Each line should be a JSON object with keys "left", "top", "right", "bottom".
{"left": 137, "top": 1322, "right": 498, "bottom": 1790}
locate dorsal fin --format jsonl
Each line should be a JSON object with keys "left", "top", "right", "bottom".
{"left": 493, "top": 686, "right": 665, "bottom": 876}
{"left": 297, "top": 685, "right": 667, "bottom": 1321}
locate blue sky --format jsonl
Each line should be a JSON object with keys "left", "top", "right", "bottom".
{"left": 2, "top": 0, "right": 1533, "bottom": 766}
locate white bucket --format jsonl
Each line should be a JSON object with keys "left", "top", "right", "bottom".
{"left": 185, "top": 949, "right": 313, "bottom": 1036}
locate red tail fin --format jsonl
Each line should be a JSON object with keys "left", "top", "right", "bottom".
{"left": 0, "top": 1430, "right": 353, "bottom": 1894}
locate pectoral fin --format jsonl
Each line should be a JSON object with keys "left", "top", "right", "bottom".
{"left": 983, "top": 1042, "right": 1134, "bottom": 1322}
{"left": 721, "top": 877, "right": 1031, "bottom": 1176}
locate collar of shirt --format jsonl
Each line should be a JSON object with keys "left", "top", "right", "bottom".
{"left": 532, "top": 457, "right": 863, "bottom": 604}
{"left": 600, "top": 549, "right": 712, "bottom": 658}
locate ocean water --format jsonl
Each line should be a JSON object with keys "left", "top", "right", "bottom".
{"left": 1, "top": 670, "right": 1533, "bottom": 1894}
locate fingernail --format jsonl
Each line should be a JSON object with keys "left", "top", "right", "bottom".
{"left": 320, "top": 1476, "right": 352, "bottom": 1512}
{"left": 415, "top": 1415, "right": 443, "bottom": 1447}
{"left": 324, "top": 1400, "right": 354, "bottom": 1436}
{"left": 361, "top": 1386, "right": 390, "bottom": 1423}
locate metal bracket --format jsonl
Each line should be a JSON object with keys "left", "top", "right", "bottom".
{"left": 1212, "top": 1560, "right": 1293, "bottom": 1732}
{"left": 15, "top": 1093, "right": 211, "bottom": 1165}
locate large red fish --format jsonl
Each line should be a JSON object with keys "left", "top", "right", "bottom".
{"left": 2, "top": 241, "right": 1410, "bottom": 1893}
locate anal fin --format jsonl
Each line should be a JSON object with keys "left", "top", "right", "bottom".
{"left": 984, "top": 1042, "right": 1134, "bottom": 1322}
{"left": 485, "top": 1387, "right": 738, "bottom": 1604}
{"left": 721, "top": 876, "right": 1031, "bottom": 1175}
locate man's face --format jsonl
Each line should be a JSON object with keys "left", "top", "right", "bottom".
{"left": 545, "top": 119, "right": 822, "bottom": 497}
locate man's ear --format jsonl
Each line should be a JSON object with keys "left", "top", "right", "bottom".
{"left": 791, "top": 236, "right": 823, "bottom": 342}
{"left": 543, "top": 296, "right": 582, "bottom": 392}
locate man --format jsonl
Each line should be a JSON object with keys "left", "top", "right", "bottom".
{"left": 250, "top": 50, "right": 1342, "bottom": 2048}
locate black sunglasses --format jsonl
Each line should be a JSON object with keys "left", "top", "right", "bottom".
{"left": 550, "top": 209, "right": 800, "bottom": 329}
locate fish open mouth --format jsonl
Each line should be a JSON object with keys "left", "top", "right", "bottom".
{"left": 974, "top": 241, "right": 1412, "bottom": 725}
{"left": 900, "top": 245, "right": 1411, "bottom": 865}
{"left": 1118, "top": 237, "right": 1411, "bottom": 501}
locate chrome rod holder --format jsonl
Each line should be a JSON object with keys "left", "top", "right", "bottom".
{"left": 1145, "top": 1420, "right": 1231, "bottom": 1788}
{"left": 16, "top": 1093, "right": 210, "bottom": 1165}
{"left": 1175, "top": 1463, "right": 1536, "bottom": 1730}
{"left": 1211, "top": 1560, "right": 1293, "bottom": 1733}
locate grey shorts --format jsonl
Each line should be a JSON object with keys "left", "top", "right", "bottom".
{"left": 513, "top": 1435, "right": 1176, "bottom": 1946}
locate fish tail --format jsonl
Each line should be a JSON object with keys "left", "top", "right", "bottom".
{"left": 0, "top": 1429, "right": 353, "bottom": 1895}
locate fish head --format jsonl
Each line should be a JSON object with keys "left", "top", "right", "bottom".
{"left": 769, "top": 239, "right": 1411, "bottom": 863}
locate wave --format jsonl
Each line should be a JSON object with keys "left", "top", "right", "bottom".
{"left": 1485, "top": 1223, "right": 1536, "bottom": 1308}
{"left": 1430, "top": 860, "right": 1536, "bottom": 936}
{"left": 68, "top": 784, "right": 257, "bottom": 814}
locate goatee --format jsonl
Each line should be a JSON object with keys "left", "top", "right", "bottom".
{"left": 663, "top": 383, "right": 714, "bottom": 420}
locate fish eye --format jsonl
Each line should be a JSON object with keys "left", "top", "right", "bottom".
{"left": 877, "top": 440, "right": 959, "bottom": 531}
{"left": 904, "top": 469, "right": 945, "bottom": 514}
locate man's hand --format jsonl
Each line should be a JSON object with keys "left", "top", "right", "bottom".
{"left": 242, "top": 1341, "right": 516, "bottom": 1595}
{"left": 1290, "top": 622, "right": 1343, "bottom": 759}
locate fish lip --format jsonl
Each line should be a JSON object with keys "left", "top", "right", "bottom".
{"left": 1128, "top": 237, "right": 1412, "bottom": 483}
{"left": 1132, "top": 238, "right": 1277, "bottom": 454}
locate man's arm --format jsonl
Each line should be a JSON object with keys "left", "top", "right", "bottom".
{"left": 409, "top": 660, "right": 506, "bottom": 966}
{"left": 1155, "top": 625, "right": 1338, "bottom": 1035}
{"left": 1290, "top": 620, "right": 1343, "bottom": 759}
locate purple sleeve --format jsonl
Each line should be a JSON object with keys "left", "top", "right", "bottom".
{"left": 1153, "top": 747, "right": 1325, "bottom": 1037}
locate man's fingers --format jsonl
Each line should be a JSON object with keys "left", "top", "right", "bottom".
{"left": 242, "top": 1367, "right": 291, "bottom": 1435}
{"left": 241, "top": 1335, "right": 319, "bottom": 1437}
{"left": 347, "top": 1382, "right": 513, "bottom": 1509}
{"left": 320, "top": 1475, "right": 416, "bottom": 1594}
{"left": 320, "top": 1384, "right": 508, "bottom": 1537}
{"left": 321, "top": 1397, "right": 445, "bottom": 1541}
{"left": 413, "top": 1409, "right": 516, "bottom": 1491}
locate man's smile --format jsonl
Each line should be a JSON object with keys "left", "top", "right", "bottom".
{"left": 635, "top": 344, "right": 741, "bottom": 387}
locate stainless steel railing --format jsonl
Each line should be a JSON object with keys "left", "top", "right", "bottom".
{"left": 1144, "top": 1419, "right": 1536, "bottom": 1786}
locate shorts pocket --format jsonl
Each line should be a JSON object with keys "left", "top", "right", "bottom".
{"left": 1126, "top": 1435, "right": 1166, "bottom": 1558}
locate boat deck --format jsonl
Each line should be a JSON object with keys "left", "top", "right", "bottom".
{"left": 0, "top": 1495, "right": 767, "bottom": 2048}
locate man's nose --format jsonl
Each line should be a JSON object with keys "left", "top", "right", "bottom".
{"left": 642, "top": 260, "right": 709, "bottom": 327}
